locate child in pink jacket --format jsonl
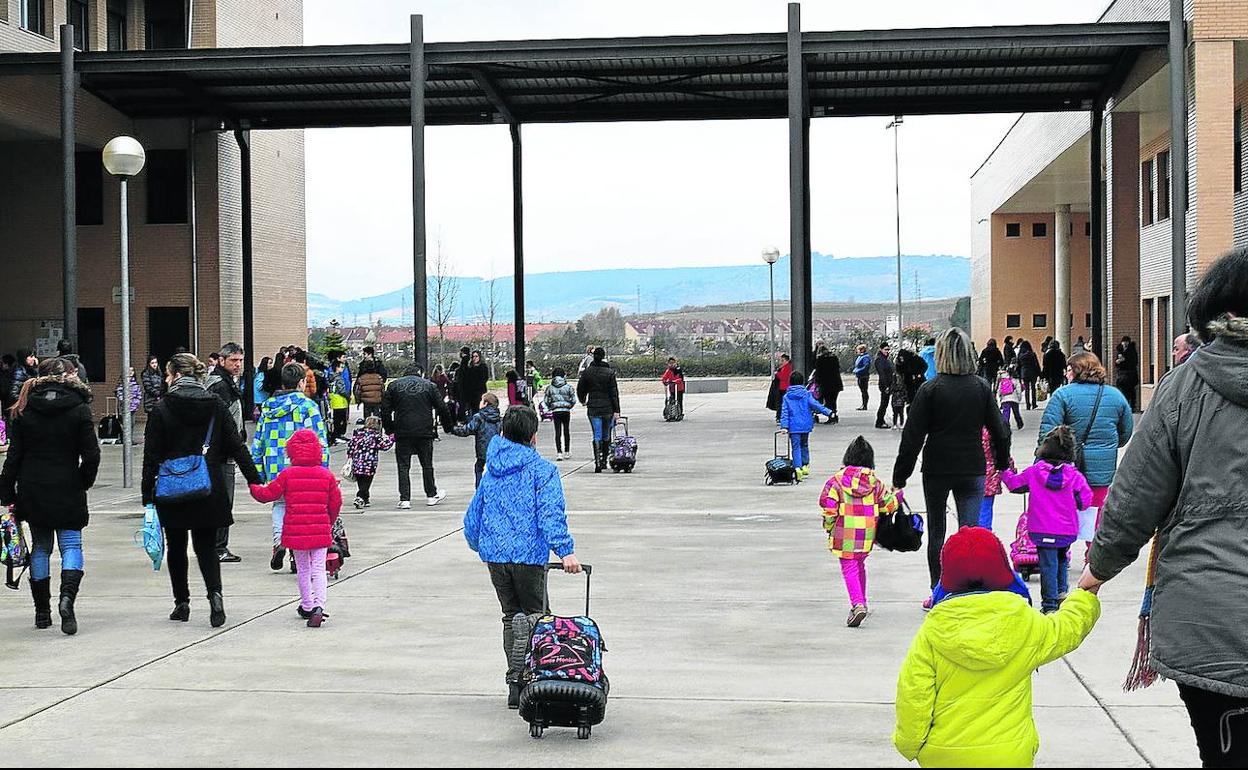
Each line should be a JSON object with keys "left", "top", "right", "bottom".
{"left": 1002, "top": 426, "right": 1092, "bottom": 614}
{"left": 250, "top": 429, "right": 342, "bottom": 627}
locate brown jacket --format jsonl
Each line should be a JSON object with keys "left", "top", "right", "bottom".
{"left": 355, "top": 372, "right": 385, "bottom": 405}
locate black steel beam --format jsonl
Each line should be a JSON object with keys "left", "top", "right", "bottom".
{"left": 788, "top": 3, "right": 813, "bottom": 378}
{"left": 1168, "top": 0, "right": 1188, "bottom": 337}
{"left": 234, "top": 129, "right": 256, "bottom": 416}
{"left": 61, "top": 25, "right": 77, "bottom": 350}
{"left": 511, "top": 124, "right": 525, "bottom": 373}
{"left": 470, "top": 67, "right": 518, "bottom": 124}
{"left": 411, "top": 15, "right": 429, "bottom": 374}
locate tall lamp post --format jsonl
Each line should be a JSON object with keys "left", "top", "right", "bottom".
{"left": 886, "top": 116, "right": 904, "bottom": 346}
{"left": 102, "top": 136, "right": 145, "bottom": 489}
{"left": 762, "top": 247, "right": 780, "bottom": 377}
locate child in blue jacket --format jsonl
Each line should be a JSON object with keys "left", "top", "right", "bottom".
{"left": 463, "top": 405, "right": 582, "bottom": 710}
{"left": 452, "top": 392, "right": 502, "bottom": 488}
{"left": 780, "top": 370, "right": 833, "bottom": 481}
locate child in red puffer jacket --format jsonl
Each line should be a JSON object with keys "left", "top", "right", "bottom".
{"left": 250, "top": 429, "right": 342, "bottom": 627}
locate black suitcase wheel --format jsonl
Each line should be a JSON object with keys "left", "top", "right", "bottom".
{"left": 577, "top": 725, "right": 591, "bottom": 740}
{"left": 530, "top": 722, "right": 544, "bottom": 739}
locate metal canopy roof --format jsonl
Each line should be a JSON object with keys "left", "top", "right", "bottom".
{"left": 0, "top": 22, "right": 1168, "bottom": 129}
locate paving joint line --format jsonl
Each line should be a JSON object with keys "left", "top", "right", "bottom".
{"left": 1062, "top": 657, "right": 1155, "bottom": 768}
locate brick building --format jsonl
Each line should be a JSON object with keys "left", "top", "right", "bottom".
{"left": 972, "top": 0, "right": 1246, "bottom": 405}
{"left": 0, "top": 0, "right": 305, "bottom": 406}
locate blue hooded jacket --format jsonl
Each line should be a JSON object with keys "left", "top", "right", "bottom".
{"left": 920, "top": 345, "right": 937, "bottom": 382}
{"left": 452, "top": 404, "right": 502, "bottom": 461}
{"left": 464, "top": 437, "right": 574, "bottom": 565}
{"left": 1038, "top": 381, "right": 1133, "bottom": 487}
{"left": 780, "top": 384, "right": 832, "bottom": 434}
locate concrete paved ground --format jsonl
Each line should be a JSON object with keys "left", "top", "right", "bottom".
{"left": 0, "top": 390, "right": 1191, "bottom": 767}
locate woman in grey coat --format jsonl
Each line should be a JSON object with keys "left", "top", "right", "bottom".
{"left": 1082, "top": 248, "right": 1248, "bottom": 768}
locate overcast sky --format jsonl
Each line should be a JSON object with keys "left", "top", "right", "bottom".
{"left": 304, "top": 0, "right": 1102, "bottom": 299}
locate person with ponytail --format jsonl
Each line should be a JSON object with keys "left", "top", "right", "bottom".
{"left": 142, "top": 353, "right": 263, "bottom": 628}
{"left": 0, "top": 357, "right": 100, "bottom": 635}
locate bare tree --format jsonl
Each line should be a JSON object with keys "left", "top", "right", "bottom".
{"left": 476, "top": 271, "right": 500, "bottom": 360}
{"left": 428, "top": 235, "right": 461, "bottom": 365}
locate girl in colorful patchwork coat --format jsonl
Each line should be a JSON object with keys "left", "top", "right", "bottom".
{"left": 346, "top": 416, "right": 394, "bottom": 510}
{"left": 819, "top": 436, "right": 899, "bottom": 628}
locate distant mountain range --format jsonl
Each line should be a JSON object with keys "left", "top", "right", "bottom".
{"left": 308, "top": 253, "right": 969, "bottom": 326}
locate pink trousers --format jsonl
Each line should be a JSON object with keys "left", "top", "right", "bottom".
{"left": 294, "top": 548, "right": 328, "bottom": 611}
{"left": 839, "top": 555, "right": 868, "bottom": 607}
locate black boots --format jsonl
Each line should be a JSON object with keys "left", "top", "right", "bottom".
{"left": 596, "top": 440, "right": 611, "bottom": 472}
{"left": 59, "top": 570, "right": 83, "bottom": 636}
{"left": 592, "top": 443, "right": 604, "bottom": 473}
{"left": 170, "top": 602, "right": 191, "bottom": 622}
{"left": 30, "top": 578, "right": 52, "bottom": 629}
{"left": 208, "top": 591, "right": 226, "bottom": 628}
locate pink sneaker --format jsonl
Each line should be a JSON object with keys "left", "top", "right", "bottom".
{"left": 921, "top": 597, "right": 934, "bottom": 612}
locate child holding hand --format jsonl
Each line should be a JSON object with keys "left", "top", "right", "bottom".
{"left": 780, "top": 371, "right": 833, "bottom": 480}
{"left": 250, "top": 429, "right": 342, "bottom": 627}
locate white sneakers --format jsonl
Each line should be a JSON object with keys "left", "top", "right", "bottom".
{"left": 556, "top": 452, "right": 565, "bottom": 462}
{"left": 397, "top": 500, "right": 412, "bottom": 510}
{"left": 426, "top": 490, "right": 446, "bottom": 507}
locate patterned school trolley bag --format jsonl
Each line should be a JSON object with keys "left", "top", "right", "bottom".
{"left": 2, "top": 507, "right": 29, "bottom": 590}
{"left": 609, "top": 417, "right": 637, "bottom": 473}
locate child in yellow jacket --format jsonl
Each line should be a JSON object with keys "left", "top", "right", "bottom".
{"left": 893, "top": 526, "right": 1101, "bottom": 768}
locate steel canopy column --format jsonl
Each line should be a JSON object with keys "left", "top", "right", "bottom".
{"left": 61, "top": 25, "right": 77, "bottom": 348}
{"left": 1168, "top": 0, "right": 1188, "bottom": 336}
{"left": 234, "top": 129, "right": 256, "bottom": 415}
{"left": 787, "top": 2, "right": 812, "bottom": 376}
{"left": 1090, "top": 104, "right": 1105, "bottom": 360}
{"left": 411, "top": 15, "right": 429, "bottom": 372}
{"left": 511, "top": 123, "right": 525, "bottom": 373}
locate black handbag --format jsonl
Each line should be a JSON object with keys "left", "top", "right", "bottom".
{"left": 876, "top": 499, "right": 924, "bottom": 553}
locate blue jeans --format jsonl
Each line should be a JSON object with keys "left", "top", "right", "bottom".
{"left": 271, "top": 501, "right": 286, "bottom": 548}
{"left": 29, "top": 526, "right": 84, "bottom": 580}
{"left": 790, "top": 432, "right": 810, "bottom": 468}
{"left": 922, "top": 474, "right": 987, "bottom": 588}
{"left": 1037, "top": 546, "right": 1071, "bottom": 612}
{"left": 589, "top": 415, "right": 615, "bottom": 443}
{"left": 978, "top": 496, "right": 996, "bottom": 529}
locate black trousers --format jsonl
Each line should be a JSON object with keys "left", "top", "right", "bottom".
{"left": 332, "top": 408, "right": 349, "bottom": 441}
{"left": 165, "top": 527, "right": 221, "bottom": 604}
{"left": 395, "top": 436, "right": 437, "bottom": 501}
{"left": 922, "top": 474, "right": 986, "bottom": 588}
{"left": 1178, "top": 683, "right": 1248, "bottom": 768}
{"left": 355, "top": 474, "right": 374, "bottom": 503}
{"left": 552, "top": 411, "right": 572, "bottom": 453}
{"left": 488, "top": 563, "right": 549, "bottom": 682}
{"left": 1023, "top": 377, "right": 1039, "bottom": 409}
{"left": 858, "top": 376, "right": 870, "bottom": 409}
{"left": 215, "top": 461, "right": 235, "bottom": 555}
{"left": 876, "top": 387, "right": 890, "bottom": 426}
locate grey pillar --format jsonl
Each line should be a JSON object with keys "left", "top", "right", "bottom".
{"left": 234, "top": 129, "right": 255, "bottom": 415}
{"left": 787, "top": 2, "right": 812, "bottom": 376}
{"left": 1055, "top": 204, "right": 1072, "bottom": 352}
{"left": 1169, "top": 0, "right": 1189, "bottom": 336}
{"left": 61, "top": 25, "right": 77, "bottom": 348}
{"left": 1090, "top": 104, "right": 1105, "bottom": 360}
{"left": 410, "top": 15, "right": 429, "bottom": 372}
{"left": 511, "top": 123, "right": 525, "bottom": 373}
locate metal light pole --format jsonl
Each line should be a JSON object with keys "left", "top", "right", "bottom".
{"left": 103, "top": 136, "right": 146, "bottom": 489}
{"left": 763, "top": 247, "right": 780, "bottom": 377}
{"left": 886, "top": 116, "right": 904, "bottom": 346}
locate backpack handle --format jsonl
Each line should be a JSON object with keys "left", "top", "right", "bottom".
{"left": 547, "top": 562, "right": 592, "bottom": 616}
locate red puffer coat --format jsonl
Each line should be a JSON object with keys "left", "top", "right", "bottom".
{"left": 249, "top": 429, "right": 342, "bottom": 550}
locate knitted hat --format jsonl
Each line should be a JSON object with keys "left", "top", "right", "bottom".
{"left": 939, "top": 527, "right": 1016, "bottom": 594}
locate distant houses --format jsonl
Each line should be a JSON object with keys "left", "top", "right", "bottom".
{"left": 313, "top": 321, "right": 574, "bottom": 360}
{"left": 623, "top": 316, "right": 886, "bottom": 353}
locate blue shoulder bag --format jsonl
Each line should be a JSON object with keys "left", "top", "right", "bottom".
{"left": 154, "top": 414, "right": 216, "bottom": 504}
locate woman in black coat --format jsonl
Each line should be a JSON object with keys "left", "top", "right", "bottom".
{"left": 459, "top": 350, "right": 490, "bottom": 417}
{"left": 142, "top": 353, "right": 262, "bottom": 627}
{"left": 141, "top": 355, "right": 166, "bottom": 413}
{"left": 0, "top": 357, "right": 100, "bottom": 635}
{"left": 977, "top": 338, "right": 1004, "bottom": 385}
{"left": 1113, "top": 336, "right": 1140, "bottom": 412}
{"left": 1042, "top": 340, "right": 1068, "bottom": 396}
{"left": 896, "top": 348, "right": 928, "bottom": 406}
{"left": 1015, "top": 340, "right": 1042, "bottom": 410}
{"left": 812, "top": 344, "right": 844, "bottom": 423}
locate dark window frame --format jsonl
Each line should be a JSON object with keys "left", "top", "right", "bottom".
{"left": 20, "top": 0, "right": 47, "bottom": 35}
{"left": 1236, "top": 108, "right": 1243, "bottom": 195}
{"left": 1006, "top": 314, "right": 1022, "bottom": 329}
{"left": 1085, "top": 313, "right": 1093, "bottom": 328}
{"left": 1032, "top": 313, "right": 1048, "bottom": 329}
{"left": 1141, "top": 158, "right": 1154, "bottom": 226}
{"left": 70, "top": 0, "right": 89, "bottom": 50}
{"left": 75, "top": 150, "right": 104, "bottom": 227}
{"left": 1032, "top": 222, "right": 1048, "bottom": 238}
{"left": 107, "top": 0, "right": 127, "bottom": 51}
{"left": 77, "top": 307, "right": 107, "bottom": 384}
{"left": 144, "top": 0, "right": 186, "bottom": 50}
{"left": 1158, "top": 150, "right": 1171, "bottom": 221}
{"left": 1005, "top": 222, "right": 1021, "bottom": 238}
{"left": 145, "top": 149, "right": 189, "bottom": 225}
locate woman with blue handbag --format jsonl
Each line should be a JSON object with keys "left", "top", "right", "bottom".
{"left": 0, "top": 357, "right": 100, "bottom": 636}
{"left": 142, "top": 354, "right": 262, "bottom": 627}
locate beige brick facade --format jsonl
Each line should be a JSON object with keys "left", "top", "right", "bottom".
{"left": 0, "top": 0, "right": 306, "bottom": 408}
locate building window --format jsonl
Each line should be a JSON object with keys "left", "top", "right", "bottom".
{"left": 146, "top": 150, "right": 188, "bottom": 224}
{"left": 1142, "top": 298, "right": 1155, "bottom": 384}
{"left": 20, "top": 0, "right": 46, "bottom": 35}
{"left": 1158, "top": 150, "right": 1171, "bottom": 220}
{"left": 107, "top": 0, "right": 127, "bottom": 51}
{"left": 78, "top": 308, "right": 106, "bottom": 384}
{"left": 1085, "top": 221, "right": 1092, "bottom": 237}
{"left": 1032, "top": 222, "right": 1047, "bottom": 238}
{"left": 1236, "top": 108, "right": 1243, "bottom": 195}
{"left": 145, "top": 0, "right": 186, "bottom": 49}
{"left": 1032, "top": 313, "right": 1047, "bottom": 329}
{"left": 1006, "top": 314, "right": 1022, "bottom": 329}
{"left": 70, "top": 0, "right": 89, "bottom": 50}
{"left": 1005, "top": 222, "right": 1021, "bottom": 238}
{"left": 76, "top": 151, "right": 104, "bottom": 226}
{"left": 1085, "top": 313, "right": 1092, "bottom": 328}
{"left": 1158, "top": 296, "right": 1171, "bottom": 380}
{"left": 1141, "top": 159, "right": 1154, "bottom": 226}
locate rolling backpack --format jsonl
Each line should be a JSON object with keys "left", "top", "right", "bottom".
{"left": 609, "top": 417, "right": 637, "bottom": 473}
{"left": 518, "top": 563, "right": 609, "bottom": 740}
{"left": 1, "top": 507, "right": 29, "bottom": 590}
{"left": 98, "top": 397, "right": 122, "bottom": 444}
{"left": 764, "top": 430, "right": 798, "bottom": 485}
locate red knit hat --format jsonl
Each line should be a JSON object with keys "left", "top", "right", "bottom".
{"left": 939, "top": 527, "right": 1016, "bottom": 594}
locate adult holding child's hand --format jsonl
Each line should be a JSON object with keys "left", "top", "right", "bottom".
{"left": 1085, "top": 248, "right": 1248, "bottom": 768}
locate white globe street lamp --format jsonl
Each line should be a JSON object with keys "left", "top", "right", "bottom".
{"left": 103, "top": 136, "right": 146, "bottom": 488}
{"left": 762, "top": 247, "right": 780, "bottom": 378}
